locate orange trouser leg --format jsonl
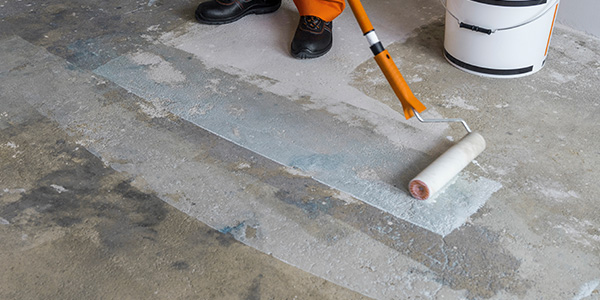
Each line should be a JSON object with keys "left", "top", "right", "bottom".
{"left": 292, "top": 0, "right": 345, "bottom": 22}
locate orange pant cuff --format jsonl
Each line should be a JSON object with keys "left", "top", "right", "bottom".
{"left": 292, "top": 0, "right": 345, "bottom": 22}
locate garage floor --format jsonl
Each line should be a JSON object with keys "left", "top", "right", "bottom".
{"left": 1, "top": 0, "right": 599, "bottom": 299}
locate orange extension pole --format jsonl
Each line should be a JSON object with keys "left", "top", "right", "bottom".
{"left": 347, "top": 0, "right": 426, "bottom": 120}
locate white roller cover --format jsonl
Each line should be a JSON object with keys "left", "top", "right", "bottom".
{"left": 409, "top": 132, "right": 486, "bottom": 200}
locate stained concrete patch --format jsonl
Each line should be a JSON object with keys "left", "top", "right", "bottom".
{"left": 0, "top": 92, "right": 369, "bottom": 300}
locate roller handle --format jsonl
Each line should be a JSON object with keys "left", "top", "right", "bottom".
{"left": 347, "top": 0, "right": 426, "bottom": 120}
{"left": 374, "top": 51, "right": 427, "bottom": 119}
{"left": 347, "top": 0, "right": 374, "bottom": 34}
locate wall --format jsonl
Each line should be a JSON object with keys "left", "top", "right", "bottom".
{"left": 556, "top": 0, "right": 600, "bottom": 39}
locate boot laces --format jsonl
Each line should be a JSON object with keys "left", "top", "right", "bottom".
{"left": 303, "top": 16, "right": 322, "bottom": 30}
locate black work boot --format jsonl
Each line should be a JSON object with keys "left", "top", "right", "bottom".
{"left": 291, "top": 16, "right": 333, "bottom": 59}
{"left": 195, "top": 0, "right": 281, "bottom": 25}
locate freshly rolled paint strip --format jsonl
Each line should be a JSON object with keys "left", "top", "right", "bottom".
{"left": 409, "top": 132, "right": 486, "bottom": 200}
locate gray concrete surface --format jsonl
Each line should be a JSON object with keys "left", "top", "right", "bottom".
{"left": 1, "top": 0, "right": 599, "bottom": 299}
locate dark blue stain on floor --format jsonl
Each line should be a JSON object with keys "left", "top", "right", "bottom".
{"left": 219, "top": 221, "right": 246, "bottom": 235}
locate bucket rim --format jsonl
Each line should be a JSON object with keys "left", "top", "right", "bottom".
{"left": 443, "top": 0, "right": 560, "bottom": 33}
{"left": 469, "top": 0, "right": 548, "bottom": 7}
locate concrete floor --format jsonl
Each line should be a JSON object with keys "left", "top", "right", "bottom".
{"left": 1, "top": 0, "right": 599, "bottom": 299}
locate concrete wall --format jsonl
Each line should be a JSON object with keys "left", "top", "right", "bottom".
{"left": 556, "top": 0, "right": 600, "bottom": 38}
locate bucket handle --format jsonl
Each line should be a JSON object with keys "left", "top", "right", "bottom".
{"left": 440, "top": 0, "right": 560, "bottom": 34}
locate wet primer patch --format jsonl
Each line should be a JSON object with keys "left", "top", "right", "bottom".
{"left": 94, "top": 44, "right": 501, "bottom": 236}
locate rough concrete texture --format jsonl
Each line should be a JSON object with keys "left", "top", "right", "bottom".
{"left": 0, "top": 103, "right": 368, "bottom": 300}
{"left": 1, "top": 0, "right": 600, "bottom": 299}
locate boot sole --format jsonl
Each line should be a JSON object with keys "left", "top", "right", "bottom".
{"left": 291, "top": 41, "right": 333, "bottom": 59}
{"left": 195, "top": 3, "right": 281, "bottom": 25}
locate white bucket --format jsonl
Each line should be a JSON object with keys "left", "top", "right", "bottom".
{"left": 443, "top": 0, "right": 560, "bottom": 78}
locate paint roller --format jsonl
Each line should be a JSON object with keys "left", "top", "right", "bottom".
{"left": 347, "top": 0, "right": 486, "bottom": 200}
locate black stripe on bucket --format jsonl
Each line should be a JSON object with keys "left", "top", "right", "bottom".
{"left": 469, "top": 0, "right": 547, "bottom": 7}
{"left": 444, "top": 50, "right": 533, "bottom": 76}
